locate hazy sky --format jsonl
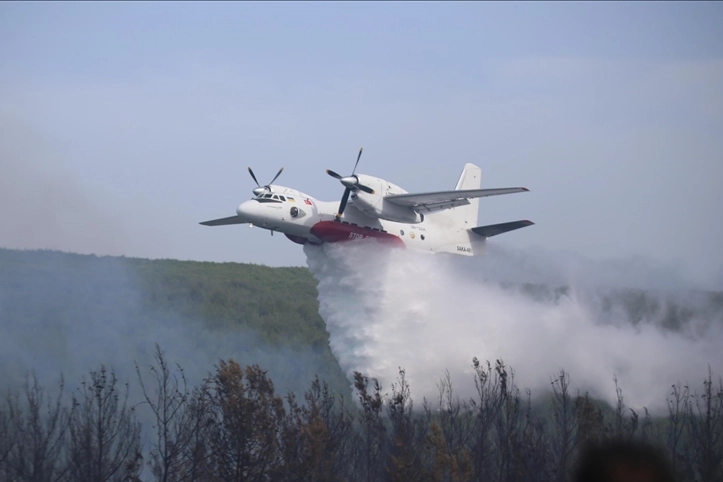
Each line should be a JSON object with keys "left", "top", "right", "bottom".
{"left": 1, "top": 2, "right": 722, "bottom": 285}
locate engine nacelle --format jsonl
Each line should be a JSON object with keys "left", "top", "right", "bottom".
{"left": 350, "top": 174, "right": 424, "bottom": 224}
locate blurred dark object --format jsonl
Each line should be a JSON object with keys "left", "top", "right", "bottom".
{"left": 574, "top": 439, "right": 675, "bottom": 482}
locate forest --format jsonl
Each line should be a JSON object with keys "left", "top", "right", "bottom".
{"left": 1, "top": 248, "right": 722, "bottom": 481}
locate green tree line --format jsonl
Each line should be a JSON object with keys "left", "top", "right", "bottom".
{"left": 0, "top": 248, "right": 351, "bottom": 397}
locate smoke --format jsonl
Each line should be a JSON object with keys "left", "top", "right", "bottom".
{"left": 0, "top": 120, "right": 134, "bottom": 257}
{"left": 0, "top": 249, "right": 332, "bottom": 402}
{"left": 304, "top": 241, "right": 723, "bottom": 411}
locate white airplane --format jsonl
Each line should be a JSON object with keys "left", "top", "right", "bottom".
{"left": 200, "top": 149, "right": 533, "bottom": 256}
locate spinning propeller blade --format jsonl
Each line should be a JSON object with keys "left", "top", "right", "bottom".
{"left": 352, "top": 148, "right": 363, "bottom": 175}
{"left": 248, "top": 167, "right": 260, "bottom": 187}
{"left": 337, "top": 188, "right": 351, "bottom": 218}
{"left": 327, "top": 147, "right": 375, "bottom": 218}
{"left": 326, "top": 169, "right": 343, "bottom": 180}
{"left": 268, "top": 167, "right": 284, "bottom": 185}
{"left": 248, "top": 166, "right": 284, "bottom": 197}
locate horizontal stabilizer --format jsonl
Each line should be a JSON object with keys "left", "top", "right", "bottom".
{"left": 200, "top": 216, "right": 245, "bottom": 226}
{"left": 471, "top": 220, "right": 534, "bottom": 238}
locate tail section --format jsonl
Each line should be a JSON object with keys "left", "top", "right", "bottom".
{"left": 428, "top": 163, "right": 532, "bottom": 256}
{"left": 448, "top": 163, "right": 482, "bottom": 227}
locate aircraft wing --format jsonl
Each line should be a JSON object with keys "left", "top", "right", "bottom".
{"left": 200, "top": 215, "right": 246, "bottom": 226}
{"left": 384, "top": 187, "right": 529, "bottom": 213}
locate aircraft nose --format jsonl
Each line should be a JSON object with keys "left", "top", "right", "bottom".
{"left": 236, "top": 200, "right": 256, "bottom": 220}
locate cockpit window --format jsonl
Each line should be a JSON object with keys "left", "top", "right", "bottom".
{"left": 279, "top": 195, "right": 286, "bottom": 201}
{"left": 263, "top": 194, "right": 273, "bottom": 198}
{"left": 272, "top": 195, "right": 279, "bottom": 200}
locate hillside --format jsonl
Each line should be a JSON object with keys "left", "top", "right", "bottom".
{"left": 0, "top": 247, "right": 351, "bottom": 397}
{"left": 2, "top": 248, "right": 723, "bottom": 482}
{"left": 2, "top": 247, "right": 722, "bottom": 401}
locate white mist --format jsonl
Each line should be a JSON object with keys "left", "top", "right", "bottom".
{"left": 304, "top": 241, "right": 723, "bottom": 411}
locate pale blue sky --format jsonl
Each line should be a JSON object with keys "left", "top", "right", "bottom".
{"left": 1, "top": 2, "right": 722, "bottom": 285}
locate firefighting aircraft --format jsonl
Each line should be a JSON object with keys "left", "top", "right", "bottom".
{"left": 200, "top": 149, "right": 533, "bottom": 256}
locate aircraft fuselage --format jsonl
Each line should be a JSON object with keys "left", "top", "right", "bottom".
{"left": 234, "top": 185, "right": 486, "bottom": 256}
{"left": 201, "top": 162, "right": 533, "bottom": 256}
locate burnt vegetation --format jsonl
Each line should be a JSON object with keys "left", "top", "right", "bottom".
{"left": 1, "top": 351, "right": 722, "bottom": 482}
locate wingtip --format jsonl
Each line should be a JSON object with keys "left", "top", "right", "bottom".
{"left": 522, "top": 187, "right": 530, "bottom": 192}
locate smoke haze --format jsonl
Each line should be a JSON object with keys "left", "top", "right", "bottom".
{"left": 0, "top": 121, "right": 134, "bottom": 257}
{"left": 0, "top": 250, "right": 332, "bottom": 401}
{"left": 304, "top": 241, "right": 723, "bottom": 411}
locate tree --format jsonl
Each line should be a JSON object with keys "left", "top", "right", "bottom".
{"left": 353, "top": 371, "right": 387, "bottom": 482}
{"left": 205, "top": 360, "right": 286, "bottom": 482}
{"left": 514, "top": 389, "right": 549, "bottom": 482}
{"left": 550, "top": 369, "right": 578, "bottom": 482}
{"left": 304, "top": 376, "right": 354, "bottom": 479}
{"left": 135, "top": 344, "right": 197, "bottom": 482}
{"left": 0, "top": 392, "right": 17, "bottom": 479}
{"left": 608, "top": 375, "right": 638, "bottom": 441}
{"left": 469, "top": 359, "right": 506, "bottom": 480}
{"left": 280, "top": 375, "right": 354, "bottom": 482}
{"left": 385, "top": 368, "right": 428, "bottom": 482}
{"left": 67, "top": 366, "right": 143, "bottom": 482}
{"left": 492, "top": 362, "right": 525, "bottom": 482}
{"left": 575, "top": 392, "right": 606, "bottom": 448}
{"left": 4, "top": 375, "right": 72, "bottom": 482}
{"left": 422, "top": 421, "right": 472, "bottom": 482}
{"left": 686, "top": 368, "right": 723, "bottom": 482}
{"left": 435, "top": 369, "right": 474, "bottom": 476}
{"left": 178, "top": 383, "right": 213, "bottom": 481}
{"left": 666, "top": 382, "right": 690, "bottom": 479}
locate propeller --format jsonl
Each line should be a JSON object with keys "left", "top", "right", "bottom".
{"left": 326, "top": 148, "right": 375, "bottom": 218}
{"left": 248, "top": 166, "right": 284, "bottom": 197}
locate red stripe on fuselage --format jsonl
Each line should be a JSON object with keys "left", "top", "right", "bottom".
{"left": 310, "top": 221, "right": 405, "bottom": 247}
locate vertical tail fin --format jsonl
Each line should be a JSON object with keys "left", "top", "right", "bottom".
{"left": 448, "top": 163, "right": 481, "bottom": 227}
